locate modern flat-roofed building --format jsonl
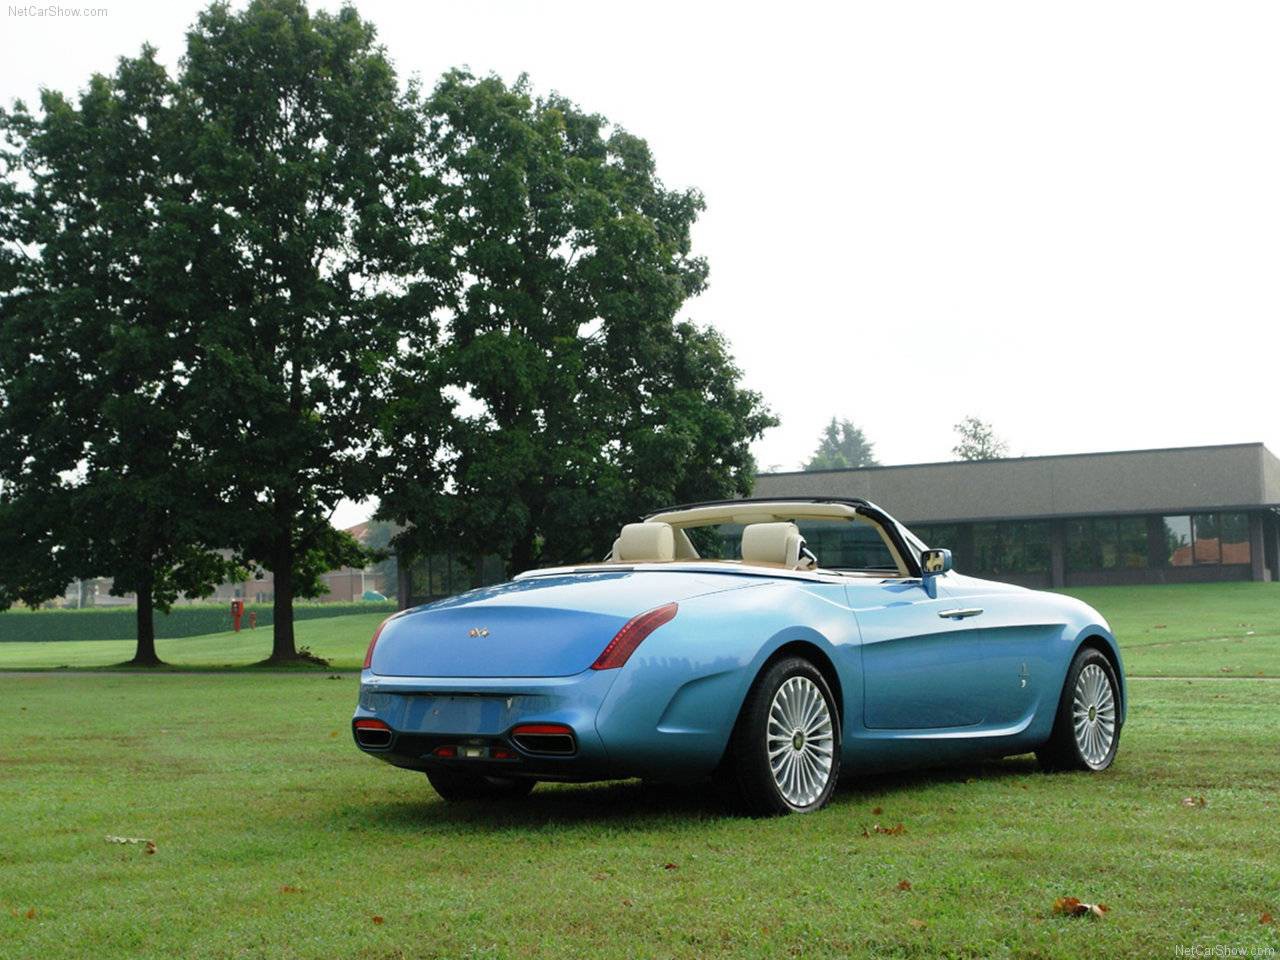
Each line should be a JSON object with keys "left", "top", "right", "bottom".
{"left": 751, "top": 442, "right": 1280, "bottom": 588}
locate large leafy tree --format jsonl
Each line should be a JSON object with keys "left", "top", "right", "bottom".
{"left": 180, "top": 0, "right": 445, "bottom": 660}
{"left": 379, "top": 71, "right": 775, "bottom": 574}
{"left": 803, "top": 417, "right": 879, "bottom": 471}
{"left": 952, "top": 415, "right": 1009, "bottom": 461}
{"left": 0, "top": 50, "right": 237, "bottom": 664}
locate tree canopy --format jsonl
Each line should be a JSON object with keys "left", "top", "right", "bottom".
{"left": 178, "top": 0, "right": 445, "bottom": 660}
{"left": 0, "top": 48, "right": 237, "bottom": 663}
{"left": 0, "top": 5, "right": 775, "bottom": 650}
{"left": 952, "top": 416, "right": 1009, "bottom": 461}
{"left": 378, "top": 71, "right": 774, "bottom": 573}
{"left": 803, "top": 418, "right": 879, "bottom": 471}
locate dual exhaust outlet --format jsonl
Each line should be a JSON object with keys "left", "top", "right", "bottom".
{"left": 353, "top": 719, "right": 576, "bottom": 756}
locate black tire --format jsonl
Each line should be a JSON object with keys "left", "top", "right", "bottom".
{"left": 425, "top": 768, "right": 537, "bottom": 802}
{"left": 719, "top": 656, "right": 842, "bottom": 816}
{"left": 1037, "top": 646, "right": 1122, "bottom": 772}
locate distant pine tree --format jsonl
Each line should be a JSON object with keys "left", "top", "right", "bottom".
{"left": 803, "top": 418, "right": 879, "bottom": 471}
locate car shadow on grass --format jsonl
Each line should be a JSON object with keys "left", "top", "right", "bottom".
{"left": 348, "top": 755, "right": 1042, "bottom": 834}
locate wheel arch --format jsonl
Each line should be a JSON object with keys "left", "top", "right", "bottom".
{"left": 1073, "top": 632, "right": 1126, "bottom": 723}
{"left": 715, "top": 636, "right": 846, "bottom": 773}
{"left": 761, "top": 639, "right": 845, "bottom": 724}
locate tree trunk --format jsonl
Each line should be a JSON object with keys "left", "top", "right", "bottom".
{"left": 269, "top": 535, "right": 297, "bottom": 662}
{"left": 509, "top": 530, "right": 536, "bottom": 579}
{"left": 127, "top": 577, "right": 163, "bottom": 667}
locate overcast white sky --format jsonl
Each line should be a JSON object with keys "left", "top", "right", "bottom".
{"left": 5, "top": 1, "right": 1278, "bottom": 526}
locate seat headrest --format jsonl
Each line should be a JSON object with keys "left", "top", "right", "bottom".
{"left": 741, "top": 522, "right": 806, "bottom": 569}
{"left": 611, "top": 522, "right": 675, "bottom": 562}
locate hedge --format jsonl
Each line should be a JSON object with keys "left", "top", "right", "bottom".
{"left": 0, "top": 601, "right": 397, "bottom": 644}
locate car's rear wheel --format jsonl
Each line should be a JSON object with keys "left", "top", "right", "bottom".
{"left": 1037, "top": 646, "right": 1122, "bottom": 772}
{"left": 425, "top": 769, "right": 537, "bottom": 802}
{"left": 720, "top": 656, "right": 841, "bottom": 816}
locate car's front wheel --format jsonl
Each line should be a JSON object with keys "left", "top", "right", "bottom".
{"left": 426, "top": 769, "right": 537, "bottom": 802}
{"left": 720, "top": 656, "right": 841, "bottom": 816}
{"left": 1037, "top": 646, "right": 1122, "bottom": 772}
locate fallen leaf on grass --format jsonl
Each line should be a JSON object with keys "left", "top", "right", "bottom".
{"left": 907, "top": 918, "right": 926, "bottom": 929}
{"left": 862, "top": 823, "right": 905, "bottom": 837}
{"left": 1261, "top": 913, "right": 1273, "bottom": 925}
{"left": 1153, "top": 624, "right": 1167, "bottom": 629}
{"left": 662, "top": 862, "right": 678, "bottom": 871}
{"left": 1053, "top": 897, "right": 1109, "bottom": 918}
{"left": 280, "top": 885, "right": 303, "bottom": 894}
{"left": 621, "top": 899, "right": 634, "bottom": 907}
{"left": 371, "top": 916, "right": 384, "bottom": 925}
{"left": 1221, "top": 666, "right": 1234, "bottom": 673}
{"left": 1181, "top": 796, "right": 1207, "bottom": 808}
{"left": 106, "top": 835, "right": 156, "bottom": 854}
{"left": 25, "top": 908, "right": 37, "bottom": 920}
{"left": 871, "top": 806, "right": 883, "bottom": 816}
{"left": 329, "top": 731, "right": 339, "bottom": 738}
{"left": 896, "top": 880, "right": 912, "bottom": 891}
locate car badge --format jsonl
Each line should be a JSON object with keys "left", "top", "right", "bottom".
{"left": 468, "top": 627, "right": 490, "bottom": 638}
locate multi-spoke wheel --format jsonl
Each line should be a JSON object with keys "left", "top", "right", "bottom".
{"left": 720, "top": 656, "right": 841, "bottom": 815}
{"left": 767, "top": 676, "right": 836, "bottom": 807}
{"left": 1038, "top": 647, "right": 1122, "bottom": 772}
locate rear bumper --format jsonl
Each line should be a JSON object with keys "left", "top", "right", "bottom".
{"left": 353, "top": 669, "right": 619, "bottom": 781}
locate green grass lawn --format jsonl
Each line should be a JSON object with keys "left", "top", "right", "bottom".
{"left": 1059, "top": 582, "right": 1280, "bottom": 677}
{"left": 1, "top": 673, "right": 1276, "bottom": 959}
{"left": 4, "top": 581, "right": 1278, "bottom": 676}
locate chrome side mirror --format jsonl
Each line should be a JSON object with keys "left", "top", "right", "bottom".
{"left": 920, "top": 548, "right": 952, "bottom": 598}
{"left": 922, "top": 548, "right": 953, "bottom": 575}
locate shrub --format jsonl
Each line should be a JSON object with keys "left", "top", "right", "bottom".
{"left": 0, "top": 602, "right": 397, "bottom": 643}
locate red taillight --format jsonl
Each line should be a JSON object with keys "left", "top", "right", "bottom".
{"left": 491, "top": 748, "right": 515, "bottom": 760}
{"left": 433, "top": 745, "right": 457, "bottom": 758}
{"left": 590, "top": 602, "right": 678, "bottom": 670}
{"left": 363, "top": 615, "right": 396, "bottom": 670}
{"left": 354, "top": 718, "right": 390, "bottom": 731}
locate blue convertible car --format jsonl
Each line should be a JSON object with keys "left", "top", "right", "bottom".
{"left": 353, "top": 498, "right": 1125, "bottom": 814}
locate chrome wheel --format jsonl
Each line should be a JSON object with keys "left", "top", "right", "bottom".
{"left": 1072, "top": 663, "right": 1117, "bottom": 768}
{"left": 767, "top": 675, "right": 835, "bottom": 808}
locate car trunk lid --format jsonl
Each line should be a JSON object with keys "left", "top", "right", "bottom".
{"left": 370, "top": 569, "right": 745, "bottom": 678}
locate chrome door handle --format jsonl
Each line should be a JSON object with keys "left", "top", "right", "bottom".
{"left": 938, "top": 607, "right": 984, "bottom": 620}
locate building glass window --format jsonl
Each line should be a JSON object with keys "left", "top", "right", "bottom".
{"left": 1164, "top": 516, "right": 1192, "bottom": 566}
{"left": 912, "top": 525, "right": 959, "bottom": 549}
{"left": 973, "top": 523, "right": 1002, "bottom": 572}
{"left": 1192, "top": 514, "right": 1222, "bottom": 564}
{"left": 1068, "top": 517, "right": 1151, "bottom": 571}
{"left": 1219, "top": 513, "right": 1251, "bottom": 565}
{"left": 1094, "top": 519, "right": 1119, "bottom": 569}
{"left": 969, "top": 521, "right": 1049, "bottom": 574}
{"left": 1066, "top": 520, "right": 1098, "bottom": 570}
{"left": 1117, "top": 517, "right": 1148, "bottom": 569}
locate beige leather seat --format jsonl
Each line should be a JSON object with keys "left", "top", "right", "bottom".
{"left": 741, "top": 521, "right": 811, "bottom": 569}
{"left": 611, "top": 522, "right": 676, "bottom": 562}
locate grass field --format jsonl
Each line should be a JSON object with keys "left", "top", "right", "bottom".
{"left": 1, "top": 672, "right": 1277, "bottom": 959}
{"left": 3, "top": 581, "right": 1277, "bottom": 676}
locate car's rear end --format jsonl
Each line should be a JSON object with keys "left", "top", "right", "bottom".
{"left": 351, "top": 570, "right": 727, "bottom": 785}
